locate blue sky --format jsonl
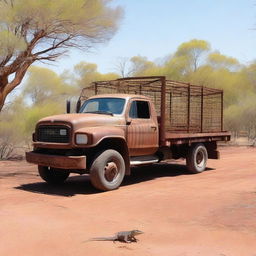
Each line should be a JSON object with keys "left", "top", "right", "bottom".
{"left": 47, "top": 0, "right": 256, "bottom": 74}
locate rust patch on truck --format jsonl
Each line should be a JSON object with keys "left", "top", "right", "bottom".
{"left": 26, "top": 152, "right": 86, "bottom": 169}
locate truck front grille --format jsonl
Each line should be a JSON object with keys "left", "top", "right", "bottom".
{"left": 37, "top": 125, "right": 70, "bottom": 143}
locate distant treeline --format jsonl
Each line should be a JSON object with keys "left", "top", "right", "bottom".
{"left": 1, "top": 39, "right": 256, "bottom": 158}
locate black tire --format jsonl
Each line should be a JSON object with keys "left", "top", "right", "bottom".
{"left": 186, "top": 143, "right": 208, "bottom": 174}
{"left": 38, "top": 166, "right": 70, "bottom": 184}
{"left": 90, "top": 149, "right": 125, "bottom": 191}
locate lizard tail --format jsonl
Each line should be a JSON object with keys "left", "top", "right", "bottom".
{"left": 83, "top": 237, "right": 115, "bottom": 242}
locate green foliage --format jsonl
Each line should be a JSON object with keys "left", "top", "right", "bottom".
{"left": 129, "top": 56, "right": 159, "bottom": 76}
{"left": 0, "top": 98, "right": 64, "bottom": 157}
{"left": 174, "top": 39, "right": 211, "bottom": 72}
{"left": 0, "top": 30, "right": 26, "bottom": 57}
{"left": 74, "top": 62, "right": 118, "bottom": 88}
{"left": 24, "top": 102, "right": 63, "bottom": 138}
{"left": 23, "top": 66, "right": 76, "bottom": 104}
{"left": 224, "top": 94, "right": 256, "bottom": 138}
{"left": 175, "top": 39, "right": 210, "bottom": 56}
{"left": 0, "top": 0, "right": 123, "bottom": 56}
{"left": 21, "top": 66, "right": 76, "bottom": 139}
{"left": 0, "top": 99, "right": 26, "bottom": 158}
{"left": 163, "top": 55, "right": 191, "bottom": 79}
{"left": 208, "top": 51, "right": 240, "bottom": 70}
{"left": 0, "top": 66, "right": 75, "bottom": 152}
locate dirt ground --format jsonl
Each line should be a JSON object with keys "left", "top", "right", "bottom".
{"left": 0, "top": 146, "right": 256, "bottom": 256}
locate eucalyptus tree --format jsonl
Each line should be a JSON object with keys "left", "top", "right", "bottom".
{"left": 0, "top": 0, "right": 123, "bottom": 111}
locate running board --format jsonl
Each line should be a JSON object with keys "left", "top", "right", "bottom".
{"left": 130, "top": 155, "right": 159, "bottom": 166}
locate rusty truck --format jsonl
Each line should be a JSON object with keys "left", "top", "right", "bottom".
{"left": 26, "top": 76, "right": 231, "bottom": 191}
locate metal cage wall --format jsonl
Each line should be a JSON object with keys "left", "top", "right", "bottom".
{"left": 79, "top": 77, "right": 223, "bottom": 133}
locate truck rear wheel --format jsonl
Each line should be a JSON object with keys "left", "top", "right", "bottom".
{"left": 90, "top": 149, "right": 125, "bottom": 191}
{"left": 38, "top": 166, "right": 70, "bottom": 184}
{"left": 186, "top": 143, "right": 208, "bottom": 174}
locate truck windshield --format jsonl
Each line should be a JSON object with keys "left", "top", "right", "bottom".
{"left": 79, "top": 98, "right": 125, "bottom": 115}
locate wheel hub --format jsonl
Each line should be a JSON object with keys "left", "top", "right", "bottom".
{"left": 196, "top": 150, "right": 205, "bottom": 168}
{"left": 196, "top": 151, "right": 203, "bottom": 164}
{"left": 104, "top": 162, "right": 118, "bottom": 182}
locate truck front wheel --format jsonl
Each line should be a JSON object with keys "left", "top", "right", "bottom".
{"left": 186, "top": 143, "right": 208, "bottom": 174}
{"left": 90, "top": 150, "right": 125, "bottom": 191}
{"left": 38, "top": 166, "right": 70, "bottom": 184}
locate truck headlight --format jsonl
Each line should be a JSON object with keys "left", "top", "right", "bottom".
{"left": 76, "top": 134, "right": 88, "bottom": 145}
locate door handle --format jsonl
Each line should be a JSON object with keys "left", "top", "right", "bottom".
{"left": 151, "top": 126, "right": 157, "bottom": 131}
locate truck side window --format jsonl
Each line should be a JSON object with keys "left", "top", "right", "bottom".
{"left": 129, "top": 101, "right": 150, "bottom": 119}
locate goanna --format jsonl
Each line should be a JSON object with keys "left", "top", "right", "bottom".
{"left": 86, "top": 230, "right": 144, "bottom": 243}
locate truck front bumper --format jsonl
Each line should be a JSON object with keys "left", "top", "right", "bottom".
{"left": 26, "top": 151, "right": 86, "bottom": 170}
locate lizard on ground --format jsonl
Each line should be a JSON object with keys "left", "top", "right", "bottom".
{"left": 85, "top": 230, "right": 144, "bottom": 243}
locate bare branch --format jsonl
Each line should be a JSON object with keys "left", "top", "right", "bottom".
{"left": 34, "top": 35, "right": 72, "bottom": 57}
{"left": 0, "top": 53, "right": 13, "bottom": 67}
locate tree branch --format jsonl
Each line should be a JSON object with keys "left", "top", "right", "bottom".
{"left": 6, "top": 60, "right": 33, "bottom": 94}
{"left": 34, "top": 35, "right": 73, "bottom": 57}
{"left": 2, "top": 30, "right": 46, "bottom": 75}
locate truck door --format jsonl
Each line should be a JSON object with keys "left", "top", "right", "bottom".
{"left": 127, "top": 100, "right": 158, "bottom": 156}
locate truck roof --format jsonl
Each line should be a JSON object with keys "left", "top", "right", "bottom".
{"left": 88, "top": 93, "right": 150, "bottom": 100}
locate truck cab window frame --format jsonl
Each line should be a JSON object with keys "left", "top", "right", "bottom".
{"left": 129, "top": 100, "right": 151, "bottom": 119}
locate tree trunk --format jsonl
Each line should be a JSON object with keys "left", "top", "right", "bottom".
{"left": 0, "top": 97, "right": 4, "bottom": 112}
{"left": 0, "top": 75, "right": 8, "bottom": 112}
{"left": 0, "top": 89, "right": 9, "bottom": 112}
{"left": 0, "top": 61, "right": 32, "bottom": 112}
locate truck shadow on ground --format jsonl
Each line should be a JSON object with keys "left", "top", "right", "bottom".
{"left": 15, "top": 163, "right": 214, "bottom": 197}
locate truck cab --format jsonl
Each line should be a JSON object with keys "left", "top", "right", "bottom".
{"left": 26, "top": 94, "right": 160, "bottom": 191}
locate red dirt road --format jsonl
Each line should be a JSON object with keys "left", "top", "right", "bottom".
{"left": 0, "top": 146, "right": 256, "bottom": 256}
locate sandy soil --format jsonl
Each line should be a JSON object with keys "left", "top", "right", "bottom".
{"left": 0, "top": 146, "right": 256, "bottom": 256}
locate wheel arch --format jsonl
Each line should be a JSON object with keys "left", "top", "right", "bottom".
{"left": 171, "top": 141, "right": 218, "bottom": 160}
{"left": 87, "top": 137, "right": 130, "bottom": 175}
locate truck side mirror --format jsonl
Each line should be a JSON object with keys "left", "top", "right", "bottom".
{"left": 76, "top": 99, "right": 81, "bottom": 113}
{"left": 66, "top": 100, "right": 71, "bottom": 113}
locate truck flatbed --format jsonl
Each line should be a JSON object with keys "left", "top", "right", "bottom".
{"left": 165, "top": 131, "right": 231, "bottom": 145}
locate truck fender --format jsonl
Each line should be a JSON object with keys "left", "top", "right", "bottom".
{"left": 88, "top": 137, "right": 131, "bottom": 176}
